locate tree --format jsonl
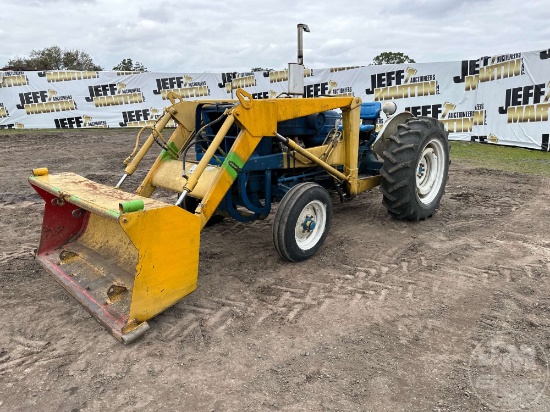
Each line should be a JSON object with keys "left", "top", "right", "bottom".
{"left": 62, "top": 49, "right": 102, "bottom": 71}
{"left": 112, "top": 58, "right": 148, "bottom": 72}
{"left": 5, "top": 46, "right": 102, "bottom": 70}
{"left": 372, "top": 52, "right": 416, "bottom": 65}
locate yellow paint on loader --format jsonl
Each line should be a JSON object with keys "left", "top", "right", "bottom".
{"left": 29, "top": 172, "right": 201, "bottom": 343}
{"left": 122, "top": 205, "right": 200, "bottom": 322}
{"left": 30, "top": 89, "right": 383, "bottom": 343}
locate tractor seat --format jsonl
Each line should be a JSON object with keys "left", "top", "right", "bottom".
{"left": 359, "top": 124, "right": 375, "bottom": 132}
{"left": 339, "top": 102, "right": 381, "bottom": 133}
{"left": 360, "top": 102, "right": 381, "bottom": 120}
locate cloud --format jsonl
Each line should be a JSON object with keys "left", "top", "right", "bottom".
{"left": 0, "top": 0, "right": 548, "bottom": 72}
{"left": 138, "top": 3, "right": 175, "bottom": 23}
{"left": 385, "top": 0, "right": 481, "bottom": 18}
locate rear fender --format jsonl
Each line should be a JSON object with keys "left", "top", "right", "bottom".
{"left": 372, "top": 112, "right": 413, "bottom": 157}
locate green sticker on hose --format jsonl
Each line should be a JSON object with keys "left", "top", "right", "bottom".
{"left": 160, "top": 141, "right": 179, "bottom": 161}
{"left": 223, "top": 152, "right": 244, "bottom": 180}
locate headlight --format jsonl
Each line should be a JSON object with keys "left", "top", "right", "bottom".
{"left": 382, "top": 101, "right": 397, "bottom": 116}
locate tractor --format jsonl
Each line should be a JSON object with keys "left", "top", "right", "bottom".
{"left": 29, "top": 26, "right": 450, "bottom": 342}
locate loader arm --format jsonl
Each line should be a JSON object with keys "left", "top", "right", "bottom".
{"left": 29, "top": 89, "right": 366, "bottom": 343}
{"left": 135, "top": 98, "right": 237, "bottom": 198}
{"left": 132, "top": 89, "right": 363, "bottom": 227}
{"left": 191, "top": 90, "right": 362, "bottom": 226}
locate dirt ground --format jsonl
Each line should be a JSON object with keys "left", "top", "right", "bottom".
{"left": 0, "top": 129, "right": 549, "bottom": 412}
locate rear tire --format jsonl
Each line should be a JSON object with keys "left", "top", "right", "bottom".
{"left": 273, "top": 183, "right": 332, "bottom": 262}
{"left": 380, "top": 116, "right": 449, "bottom": 220}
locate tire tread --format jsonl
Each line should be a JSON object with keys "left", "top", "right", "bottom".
{"left": 379, "top": 116, "right": 450, "bottom": 221}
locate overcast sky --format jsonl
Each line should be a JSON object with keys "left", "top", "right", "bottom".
{"left": 1, "top": 0, "right": 548, "bottom": 72}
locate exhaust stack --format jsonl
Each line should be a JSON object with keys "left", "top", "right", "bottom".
{"left": 288, "top": 23, "right": 310, "bottom": 96}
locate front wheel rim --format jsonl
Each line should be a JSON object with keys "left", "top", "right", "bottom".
{"left": 416, "top": 138, "right": 446, "bottom": 205}
{"left": 294, "top": 200, "right": 326, "bottom": 250}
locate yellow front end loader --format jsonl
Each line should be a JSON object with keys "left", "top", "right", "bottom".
{"left": 29, "top": 88, "right": 449, "bottom": 343}
{"left": 29, "top": 27, "right": 449, "bottom": 343}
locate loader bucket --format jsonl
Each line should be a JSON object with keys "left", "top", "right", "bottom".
{"left": 29, "top": 171, "right": 201, "bottom": 343}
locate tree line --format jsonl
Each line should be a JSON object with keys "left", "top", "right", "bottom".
{"left": 3, "top": 46, "right": 414, "bottom": 72}
{"left": 3, "top": 46, "right": 147, "bottom": 72}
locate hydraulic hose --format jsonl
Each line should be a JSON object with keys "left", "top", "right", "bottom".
{"left": 180, "top": 106, "right": 235, "bottom": 178}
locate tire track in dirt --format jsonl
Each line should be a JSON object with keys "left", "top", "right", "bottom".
{"left": 140, "top": 164, "right": 540, "bottom": 344}
{"left": 142, "top": 166, "right": 546, "bottom": 351}
{"left": 2, "top": 130, "right": 549, "bottom": 411}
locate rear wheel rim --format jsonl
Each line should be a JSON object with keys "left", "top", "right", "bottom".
{"left": 416, "top": 137, "right": 446, "bottom": 205}
{"left": 294, "top": 200, "right": 326, "bottom": 250}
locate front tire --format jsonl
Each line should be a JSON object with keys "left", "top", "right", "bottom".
{"left": 273, "top": 183, "right": 332, "bottom": 262}
{"left": 380, "top": 116, "right": 449, "bottom": 220}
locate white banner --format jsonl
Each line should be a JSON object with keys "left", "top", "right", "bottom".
{"left": 1, "top": 47, "right": 549, "bottom": 151}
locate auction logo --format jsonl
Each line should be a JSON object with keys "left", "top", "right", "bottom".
{"left": 330, "top": 66, "right": 360, "bottom": 73}
{"left": 264, "top": 68, "right": 313, "bottom": 83}
{"left": 404, "top": 102, "right": 486, "bottom": 133}
{"left": 326, "top": 80, "right": 353, "bottom": 97}
{"left": 365, "top": 67, "right": 438, "bottom": 101}
{"left": 85, "top": 82, "right": 145, "bottom": 107}
{"left": 0, "top": 103, "right": 8, "bottom": 118}
{"left": 217, "top": 72, "right": 257, "bottom": 93}
{"left": 0, "top": 122, "right": 24, "bottom": 130}
{"left": 83, "top": 115, "right": 108, "bottom": 128}
{"left": 16, "top": 89, "right": 76, "bottom": 114}
{"left": 38, "top": 70, "right": 99, "bottom": 82}
{"left": 454, "top": 54, "right": 524, "bottom": 91}
{"left": 303, "top": 82, "right": 332, "bottom": 98}
{"left": 218, "top": 72, "right": 251, "bottom": 88}
{"left": 498, "top": 83, "right": 549, "bottom": 123}
{"left": 251, "top": 90, "right": 277, "bottom": 100}
{"left": 119, "top": 107, "right": 176, "bottom": 128}
{"left": 404, "top": 103, "right": 442, "bottom": 118}
{"left": 54, "top": 115, "right": 108, "bottom": 129}
{"left": 116, "top": 71, "right": 143, "bottom": 76}
{"left": 438, "top": 102, "right": 486, "bottom": 133}
{"left": 224, "top": 74, "right": 256, "bottom": 93}
{"left": 153, "top": 75, "right": 210, "bottom": 100}
{"left": 487, "top": 133, "right": 499, "bottom": 143}
{"left": 120, "top": 108, "right": 157, "bottom": 127}
{"left": 469, "top": 331, "right": 548, "bottom": 410}
{"left": 0, "top": 71, "right": 29, "bottom": 88}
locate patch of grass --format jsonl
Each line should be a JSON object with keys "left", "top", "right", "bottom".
{"left": 450, "top": 141, "right": 550, "bottom": 177}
